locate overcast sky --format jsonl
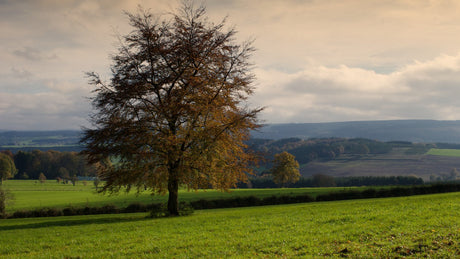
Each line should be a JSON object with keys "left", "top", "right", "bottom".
{"left": 2, "top": 0, "right": 460, "bottom": 130}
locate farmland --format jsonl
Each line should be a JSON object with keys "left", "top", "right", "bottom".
{"left": 0, "top": 192, "right": 459, "bottom": 258}
{"left": 1, "top": 132, "right": 460, "bottom": 257}
{"left": 427, "top": 148, "right": 460, "bottom": 157}
{"left": 4, "top": 133, "right": 460, "bottom": 183}
{"left": 2, "top": 180, "right": 354, "bottom": 213}
{"left": 301, "top": 148, "right": 460, "bottom": 181}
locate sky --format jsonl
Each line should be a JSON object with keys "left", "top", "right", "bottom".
{"left": 2, "top": 0, "right": 460, "bottom": 130}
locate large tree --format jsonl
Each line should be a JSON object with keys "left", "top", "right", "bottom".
{"left": 82, "top": 2, "right": 261, "bottom": 215}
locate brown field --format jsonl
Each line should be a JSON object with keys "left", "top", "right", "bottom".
{"left": 300, "top": 148, "right": 460, "bottom": 181}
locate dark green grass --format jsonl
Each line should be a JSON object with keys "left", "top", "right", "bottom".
{"left": 3, "top": 180, "right": 357, "bottom": 213}
{"left": 0, "top": 192, "right": 458, "bottom": 258}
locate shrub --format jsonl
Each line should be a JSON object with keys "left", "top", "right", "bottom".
{"left": 148, "top": 202, "right": 194, "bottom": 218}
{"left": 12, "top": 210, "right": 33, "bottom": 218}
{"left": 315, "top": 183, "right": 460, "bottom": 203}
{"left": 361, "top": 188, "right": 377, "bottom": 198}
{"left": 63, "top": 206, "right": 77, "bottom": 216}
{"left": 189, "top": 194, "right": 314, "bottom": 210}
{"left": 0, "top": 188, "right": 5, "bottom": 219}
{"left": 41, "top": 208, "right": 63, "bottom": 217}
{"left": 124, "top": 202, "right": 149, "bottom": 213}
{"left": 99, "top": 204, "right": 119, "bottom": 214}
{"left": 38, "top": 173, "right": 46, "bottom": 183}
{"left": 5, "top": 183, "right": 460, "bottom": 219}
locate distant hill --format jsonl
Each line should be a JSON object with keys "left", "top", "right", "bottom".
{"left": 252, "top": 120, "right": 460, "bottom": 143}
{"left": 0, "top": 130, "right": 83, "bottom": 152}
{"left": 2, "top": 120, "right": 460, "bottom": 153}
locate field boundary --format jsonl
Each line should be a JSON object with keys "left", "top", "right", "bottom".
{"left": 3, "top": 183, "right": 460, "bottom": 219}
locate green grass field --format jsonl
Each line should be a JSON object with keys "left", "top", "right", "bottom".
{"left": 2, "top": 180, "right": 356, "bottom": 213}
{"left": 427, "top": 148, "right": 460, "bottom": 157}
{"left": 0, "top": 192, "right": 458, "bottom": 258}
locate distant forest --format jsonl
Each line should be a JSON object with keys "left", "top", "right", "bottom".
{"left": 248, "top": 137, "right": 435, "bottom": 167}
{"left": 1, "top": 150, "right": 97, "bottom": 181}
{"left": 2, "top": 121, "right": 460, "bottom": 187}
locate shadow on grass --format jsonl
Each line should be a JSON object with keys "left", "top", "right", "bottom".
{"left": 0, "top": 215, "right": 151, "bottom": 231}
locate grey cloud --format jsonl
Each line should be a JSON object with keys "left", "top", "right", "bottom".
{"left": 9, "top": 67, "right": 34, "bottom": 80}
{"left": 13, "top": 47, "right": 57, "bottom": 61}
{"left": 0, "top": 89, "right": 91, "bottom": 130}
{"left": 3, "top": 0, "right": 460, "bottom": 129}
{"left": 285, "top": 77, "right": 352, "bottom": 95}
{"left": 254, "top": 53, "right": 460, "bottom": 123}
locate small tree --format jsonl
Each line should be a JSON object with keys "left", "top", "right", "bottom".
{"left": 271, "top": 151, "right": 300, "bottom": 187}
{"left": 71, "top": 175, "right": 78, "bottom": 186}
{"left": 449, "top": 168, "right": 459, "bottom": 181}
{"left": 58, "top": 167, "right": 70, "bottom": 183}
{"left": 93, "top": 177, "right": 101, "bottom": 192}
{"left": 0, "top": 153, "right": 17, "bottom": 185}
{"left": 39, "top": 173, "right": 47, "bottom": 183}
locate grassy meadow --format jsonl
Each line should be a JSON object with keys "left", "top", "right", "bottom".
{"left": 2, "top": 180, "right": 355, "bottom": 213}
{"left": 0, "top": 192, "right": 459, "bottom": 258}
{"left": 427, "top": 148, "right": 460, "bottom": 157}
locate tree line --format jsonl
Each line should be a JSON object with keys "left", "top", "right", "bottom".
{"left": 247, "top": 137, "right": 396, "bottom": 165}
{"left": 237, "top": 175, "right": 425, "bottom": 188}
{"left": 246, "top": 138, "right": 437, "bottom": 174}
{"left": 0, "top": 150, "right": 97, "bottom": 182}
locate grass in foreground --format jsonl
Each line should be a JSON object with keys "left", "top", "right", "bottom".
{"left": 3, "top": 180, "right": 358, "bottom": 213}
{"left": 0, "top": 192, "right": 458, "bottom": 258}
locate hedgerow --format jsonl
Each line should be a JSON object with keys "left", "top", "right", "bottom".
{"left": 3, "top": 183, "right": 460, "bottom": 219}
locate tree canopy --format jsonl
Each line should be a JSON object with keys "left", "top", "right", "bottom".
{"left": 82, "top": 2, "right": 261, "bottom": 215}
{"left": 12, "top": 150, "right": 96, "bottom": 180}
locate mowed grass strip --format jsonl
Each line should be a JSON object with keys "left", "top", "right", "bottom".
{"left": 3, "top": 180, "right": 352, "bottom": 213}
{"left": 0, "top": 192, "right": 459, "bottom": 258}
{"left": 427, "top": 148, "right": 460, "bottom": 157}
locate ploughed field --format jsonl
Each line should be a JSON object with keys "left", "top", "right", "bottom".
{"left": 0, "top": 192, "right": 458, "bottom": 258}
{"left": 301, "top": 148, "right": 460, "bottom": 180}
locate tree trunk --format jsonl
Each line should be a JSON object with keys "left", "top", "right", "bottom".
{"left": 167, "top": 167, "right": 179, "bottom": 216}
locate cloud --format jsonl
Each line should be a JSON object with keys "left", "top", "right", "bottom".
{"left": 2, "top": 0, "right": 460, "bottom": 130}
{"left": 205, "top": 0, "right": 460, "bottom": 73}
{"left": 9, "top": 67, "right": 34, "bottom": 80}
{"left": 13, "top": 47, "right": 58, "bottom": 61}
{"left": 0, "top": 83, "right": 91, "bottom": 130}
{"left": 252, "top": 53, "right": 460, "bottom": 123}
